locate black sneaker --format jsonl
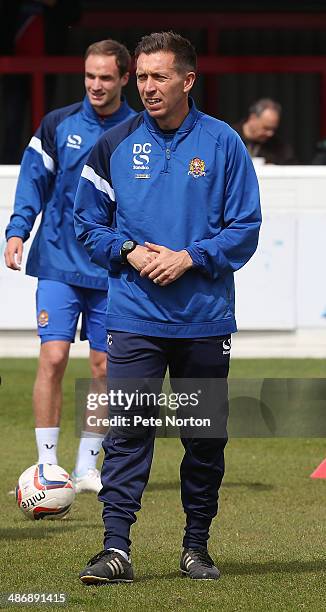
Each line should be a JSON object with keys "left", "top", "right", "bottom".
{"left": 180, "top": 548, "right": 221, "bottom": 580}
{"left": 79, "top": 549, "right": 134, "bottom": 584}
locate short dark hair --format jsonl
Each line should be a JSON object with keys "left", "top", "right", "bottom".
{"left": 134, "top": 31, "right": 197, "bottom": 74}
{"left": 84, "top": 39, "right": 131, "bottom": 77}
{"left": 249, "top": 98, "right": 282, "bottom": 117}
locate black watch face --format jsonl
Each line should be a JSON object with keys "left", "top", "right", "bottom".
{"left": 123, "top": 240, "right": 135, "bottom": 250}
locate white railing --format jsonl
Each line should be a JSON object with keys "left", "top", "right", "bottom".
{"left": 2, "top": 165, "right": 326, "bottom": 356}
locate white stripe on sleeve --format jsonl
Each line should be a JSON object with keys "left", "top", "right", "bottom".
{"left": 81, "top": 165, "right": 115, "bottom": 201}
{"left": 29, "top": 136, "right": 55, "bottom": 174}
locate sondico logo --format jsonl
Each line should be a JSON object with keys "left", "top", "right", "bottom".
{"left": 67, "top": 134, "right": 82, "bottom": 149}
{"left": 222, "top": 338, "right": 232, "bottom": 355}
{"left": 133, "top": 143, "right": 151, "bottom": 170}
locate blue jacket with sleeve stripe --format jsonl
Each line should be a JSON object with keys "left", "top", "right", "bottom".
{"left": 5, "top": 96, "right": 135, "bottom": 290}
{"left": 74, "top": 98, "right": 262, "bottom": 337}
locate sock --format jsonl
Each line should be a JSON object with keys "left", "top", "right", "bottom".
{"left": 74, "top": 431, "right": 104, "bottom": 477}
{"left": 108, "top": 548, "right": 129, "bottom": 562}
{"left": 35, "top": 427, "right": 60, "bottom": 464}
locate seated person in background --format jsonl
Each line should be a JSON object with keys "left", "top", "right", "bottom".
{"left": 232, "top": 98, "right": 297, "bottom": 165}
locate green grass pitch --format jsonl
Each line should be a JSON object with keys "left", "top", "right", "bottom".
{"left": 1, "top": 358, "right": 325, "bottom": 611}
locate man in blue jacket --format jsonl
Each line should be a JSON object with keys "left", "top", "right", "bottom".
{"left": 75, "top": 32, "right": 261, "bottom": 581}
{"left": 4, "top": 39, "right": 135, "bottom": 493}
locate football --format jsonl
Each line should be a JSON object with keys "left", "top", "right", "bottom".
{"left": 16, "top": 463, "right": 75, "bottom": 520}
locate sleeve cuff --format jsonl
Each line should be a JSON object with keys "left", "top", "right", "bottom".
{"left": 5, "top": 229, "right": 28, "bottom": 241}
{"left": 111, "top": 238, "right": 125, "bottom": 262}
{"left": 91, "top": 236, "right": 125, "bottom": 269}
{"left": 185, "top": 245, "right": 208, "bottom": 270}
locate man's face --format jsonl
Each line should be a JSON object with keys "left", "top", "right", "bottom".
{"left": 85, "top": 54, "right": 129, "bottom": 115}
{"left": 136, "top": 51, "right": 195, "bottom": 129}
{"left": 248, "top": 108, "right": 280, "bottom": 143}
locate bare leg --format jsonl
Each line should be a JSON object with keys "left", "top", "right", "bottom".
{"left": 89, "top": 348, "right": 107, "bottom": 379}
{"left": 33, "top": 341, "right": 70, "bottom": 427}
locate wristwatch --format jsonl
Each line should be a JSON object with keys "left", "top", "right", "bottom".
{"left": 120, "top": 239, "right": 138, "bottom": 263}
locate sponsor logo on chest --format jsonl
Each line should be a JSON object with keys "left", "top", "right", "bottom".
{"left": 132, "top": 142, "right": 151, "bottom": 178}
{"left": 66, "top": 134, "right": 82, "bottom": 149}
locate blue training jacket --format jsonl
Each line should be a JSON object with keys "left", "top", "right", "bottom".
{"left": 74, "top": 98, "right": 262, "bottom": 337}
{"left": 5, "top": 96, "right": 136, "bottom": 290}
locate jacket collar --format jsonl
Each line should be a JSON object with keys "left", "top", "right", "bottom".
{"left": 82, "top": 95, "right": 133, "bottom": 127}
{"left": 143, "top": 97, "right": 199, "bottom": 135}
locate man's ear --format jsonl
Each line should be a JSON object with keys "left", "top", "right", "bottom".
{"left": 184, "top": 72, "right": 196, "bottom": 94}
{"left": 121, "top": 72, "right": 130, "bottom": 87}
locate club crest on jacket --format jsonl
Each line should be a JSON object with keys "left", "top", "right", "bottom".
{"left": 188, "top": 157, "right": 206, "bottom": 178}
